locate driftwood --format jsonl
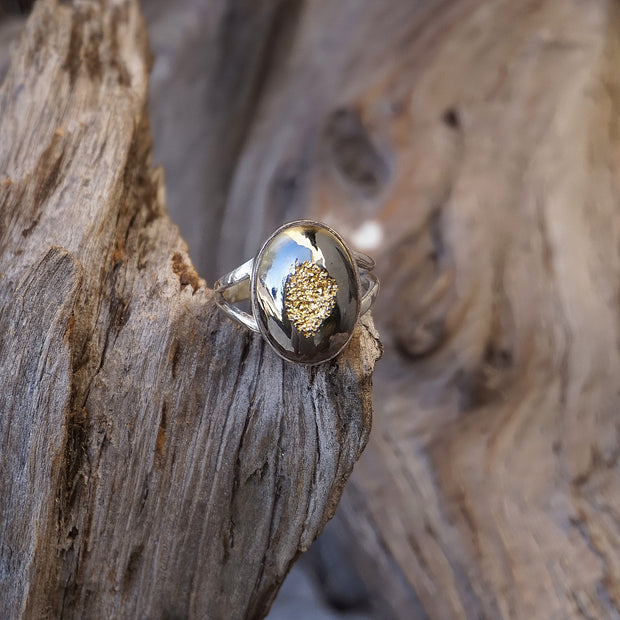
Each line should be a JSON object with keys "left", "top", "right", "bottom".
{"left": 5, "top": 0, "right": 618, "bottom": 618}
{"left": 229, "top": 2, "right": 620, "bottom": 618}
{"left": 335, "top": 3, "right": 620, "bottom": 618}
{"left": 0, "top": 2, "right": 380, "bottom": 619}
{"left": 140, "top": 0, "right": 620, "bottom": 618}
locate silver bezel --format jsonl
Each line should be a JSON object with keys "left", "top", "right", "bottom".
{"left": 250, "top": 219, "right": 362, "bottom": 364}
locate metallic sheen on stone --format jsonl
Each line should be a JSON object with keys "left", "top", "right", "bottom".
{"left": 252, "top": 222, "right": 360, "bottom": 364}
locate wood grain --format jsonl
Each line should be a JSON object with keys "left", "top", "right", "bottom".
{"left": 185, "top": 0, "right": 620, "bottom": 617}
{"left": 7, "top": 0, "right": 617, "bottom": 618}
{"left": 0, "top": 2, "right": 380, "bottom": 618}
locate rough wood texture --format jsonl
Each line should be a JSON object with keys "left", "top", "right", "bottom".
{"left": 6, "top": 0, "right": 618, "bottom": 618}
{"left": 0, "top": 2, "right": 380, "bottom": 618}
{"left": 146, "top": 0, "right": 620, "bottom": 618}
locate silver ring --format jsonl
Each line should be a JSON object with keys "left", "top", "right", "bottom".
{"left": 214, "top": 220, "right": 379, "bottom": 364}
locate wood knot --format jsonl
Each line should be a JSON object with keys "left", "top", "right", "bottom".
{"left": 442, "top": 107, "right": 461, "bottom": 130}
{"left": 324, "top": 108, "right": 390, "bottom": 198}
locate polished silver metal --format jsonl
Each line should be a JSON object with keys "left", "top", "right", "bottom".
{"left": 214, "top": 220, "right": 379, "bottom": 364}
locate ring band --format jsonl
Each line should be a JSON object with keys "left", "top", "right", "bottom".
{"left": 214, "top": 220, "right": 379, "bottom": 364}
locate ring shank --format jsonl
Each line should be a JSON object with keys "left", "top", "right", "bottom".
{"left": 359, "top": 270, "right": 379, "bottom": 315}
{"left": 214, "top": 258, "right": 259, "bottom": 332}
{"left": 214, "top": 254, "right": 378, "bottom": 333}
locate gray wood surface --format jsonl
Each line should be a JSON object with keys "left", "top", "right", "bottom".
{"left": 145, "top": 0, "right": 620, "bottom": 618}
{"left": 8, "top": 0, "right": 618, "bottom": 619}
{"left": 0, "top": 2, "right": 380, "bottom": 618}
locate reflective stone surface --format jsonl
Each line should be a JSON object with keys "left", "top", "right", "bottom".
{"left": 252, "top": 221, "right": 360, "bottom": 364}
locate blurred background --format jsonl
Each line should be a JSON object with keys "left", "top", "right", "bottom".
{"left": 4, "top": 0, "right": 620, "bottom": 618}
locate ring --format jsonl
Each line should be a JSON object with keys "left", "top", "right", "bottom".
{"left": 214, "top": 220, "right": 379, "bottom": 364}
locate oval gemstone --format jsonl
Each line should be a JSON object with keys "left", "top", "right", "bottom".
{"left": 252, "top": 221, "right": 360, "bottom": 364}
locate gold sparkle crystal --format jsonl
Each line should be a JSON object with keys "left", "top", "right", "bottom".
{"left": 283, "top": 260, "right": 338, "bottom": 337}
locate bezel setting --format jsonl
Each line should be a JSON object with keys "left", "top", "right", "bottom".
{"left": 250, "top": 220, "right": 361, "bottom": 365}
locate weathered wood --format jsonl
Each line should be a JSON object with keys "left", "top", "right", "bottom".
{"left": 337, "top": 3, "right": 620, "bottom": 617}
{"left": 9, "top": 0, "right": 617, "bottom": 618}
{"left": 0, "top": 2, "right": 380, "bottom": 618}
{"left": 174, "top": 0, "right": 620, "bottom": 618}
